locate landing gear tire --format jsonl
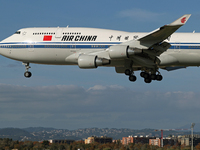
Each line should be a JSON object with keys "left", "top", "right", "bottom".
{"left": 24, "top": 71, "right": 32, "bottom": 78}
{"left": 156, "top": 75, "right": 163, "bottom": 81}
{"left": 129, "top": 75, "right": 137, "bottom": 82}
{"left": 125, "top": 69, "right": 131, "bottom": 76}
{"left": 151, "top": 74, "right": 156, "bottom": 80}
{"left": 23, "top": 62, "right": 32, "bottom": 78}
{"left": 144, "top": 77, "right": 152, "bottom": 83}
{"left": 143, "top": 72, "right": 150, "bottom": 79}
{"left": 140, "top": 72, "right": 145, "bottom": 78}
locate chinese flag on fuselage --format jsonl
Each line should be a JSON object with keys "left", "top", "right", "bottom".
{"left": 43, "top": 35, "right": 52, "bottom": 41}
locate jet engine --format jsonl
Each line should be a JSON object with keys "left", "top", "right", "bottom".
{"left": 108, "top": 45, "right": 142, "bottom": 59}
{"left": 78, "top": 55, "right": 110, "bottom": 69}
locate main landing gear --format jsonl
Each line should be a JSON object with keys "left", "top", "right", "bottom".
{"left": 23, "top": 62, "right": 32, "bottom": 78}
{"left": 125, "top": 69, "right": 137, "bottom": 82}
{"left": 124, "top": 69, "right": 163, "bottom": 83}
{"left": 140, "top": 71, "right": 163, "bottom": 83}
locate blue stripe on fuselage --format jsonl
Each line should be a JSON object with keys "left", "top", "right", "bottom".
{"left": 0, "top": 42, "right": 200, "bottom": 49}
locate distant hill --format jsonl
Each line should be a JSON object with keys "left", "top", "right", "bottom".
{"left": 0, "top": 127, "right": 198, "bottom": 141}
{"left": 23, "top": 127, "right": 57, "bottom": 133}
{"left": 0, "top": 128, "right": 33, "bottom": 141}
{"left": 177, "top": 123, "right": 200, "bottom": 132}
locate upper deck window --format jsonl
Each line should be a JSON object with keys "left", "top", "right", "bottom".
{"left": 15, "top": 31, "right": 21, "bottom": 34}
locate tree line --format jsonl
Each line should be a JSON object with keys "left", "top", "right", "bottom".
{"left": 0, "top": 138, "right": 200, "bottom": 150}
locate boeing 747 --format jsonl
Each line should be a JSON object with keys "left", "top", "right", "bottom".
{"left": 0, "top": 14, "right": 196, "bottom": 83}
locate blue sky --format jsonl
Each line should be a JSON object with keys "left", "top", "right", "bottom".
{"left": 0, "top": 0, "right": 200, "bottom": 131}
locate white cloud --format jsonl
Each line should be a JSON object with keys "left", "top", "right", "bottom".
{"left": 88, "top": 85, "right": 107, "bottom": 91}
{"left": 0, "top": 83, "right": 199, "bottom": 129}
{"left": 87, "top": 85, "right": 125, "bottom": 91}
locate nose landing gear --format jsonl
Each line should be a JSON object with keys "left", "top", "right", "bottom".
{"left": 23, "top": 63, "right": 32, "bottom": 78}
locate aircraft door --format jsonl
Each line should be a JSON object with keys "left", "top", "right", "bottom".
{"left": 55, "top": 28, "right": 63, "bottom": 38}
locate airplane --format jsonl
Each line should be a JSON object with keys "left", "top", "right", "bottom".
{"left": 0, "top": 14, "right": 196, "bottom": 83}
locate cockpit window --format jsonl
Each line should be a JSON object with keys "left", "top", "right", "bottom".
{"left": 14, "top": 31, "right": 21, "bottom": 34}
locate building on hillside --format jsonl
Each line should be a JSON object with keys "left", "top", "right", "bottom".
{"left": 149, "top": 138, "right": 161, "bottom": 147}
{"left": 149, "top": 138, "right": 175, "bottom": 147}
{"left": 184, "top": 134, "right": 200, "bottom": 138}
{"left": 181, "top": 138, "right": 190, "bottom": 146}
{"left": 134, "top": 136, "right": 152, "bottom": 144}
{"left": 85, "top": 137, "right": 95, "bottom": 144}
{"left": 122, "top": 136, "right": 153, "bottom": 145}
{"left": 113, "top": 139, "right": 118, "bottom": 143}
{"left": 181, "top": 137, "right": 200, "bottom": 147}
{"left": 48, "top": 139, "right": 75, "bottom": 144}
{"left": 122, "top": 136, "right": 134, "bottom": 145}
{"left": 85, "top": 136, "right": 112, "bottom": 144}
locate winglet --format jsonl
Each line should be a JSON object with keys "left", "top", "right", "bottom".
{"left": 169, "top": 14, "right": 191, "bottom": 26}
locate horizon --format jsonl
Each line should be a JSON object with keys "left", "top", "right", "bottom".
{"left": 0, "top": 126, "right": 198, "bottom": 131}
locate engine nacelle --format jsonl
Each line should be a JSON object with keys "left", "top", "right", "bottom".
{"left": 108, "top": 45, "right": 142, "bottom": 59}
{"left": 78, "top": 55, "right": 110, "bottom": 69}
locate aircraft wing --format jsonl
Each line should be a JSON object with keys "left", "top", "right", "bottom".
{"left": 109, "top": 14, "right": 191, "bottom": 74}
{"left": 138, "top": 14, "right": 191, "bottom": 46}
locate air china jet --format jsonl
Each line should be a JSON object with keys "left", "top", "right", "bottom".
{"left": 0, "top": 14, "right": 195, "bottom": 83}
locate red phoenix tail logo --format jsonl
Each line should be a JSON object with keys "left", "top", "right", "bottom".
{"left": 181, "top": 17, "right": 186, "bottom": 23}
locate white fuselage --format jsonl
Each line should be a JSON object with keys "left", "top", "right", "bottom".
{"left": 0, "top": 27, "right": 200, "bottom": 68}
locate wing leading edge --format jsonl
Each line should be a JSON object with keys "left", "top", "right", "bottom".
{"left": 138, "top": 14, "right": 191, "bottom": 45}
